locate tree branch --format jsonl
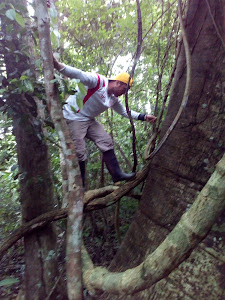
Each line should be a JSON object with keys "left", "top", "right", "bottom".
{"left": 0, "top": 184, "right": 130, "bottom": 257}
{"left": 34, "top": 1, "right": 83, "bottom": 299}
{"left": 83, "top": 153, "right": 225, "bottom": 295}
{"left": 84, "top": 161, "right": 150, "bottom": 211}
{"left": 142, "top": 0, "right": 177, "bottom": 42}
{"left": 3, "top": 152, "right": 224, "bottom": 296}
{"left": 0, "top": 208, "right": 67, "bottom": 258}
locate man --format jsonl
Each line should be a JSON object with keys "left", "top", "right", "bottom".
{"left": 53, "top": 56, "right": 157, "bottom": 187}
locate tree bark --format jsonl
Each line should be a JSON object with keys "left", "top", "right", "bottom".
{"left": 81, "top": 153, "right": 225, "bottom": 296}
{"left": 34, "top": 1, "right": 84, "bottom": 298}
{"left": 103, "top": 0, "right": 225, "bottom": 299}
{"left": 1, "top": 1, "right": 60, "bottom": 299}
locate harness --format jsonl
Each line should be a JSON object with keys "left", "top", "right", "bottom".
{"left": 77, "top": 74, "right": 105, "bottom": 113}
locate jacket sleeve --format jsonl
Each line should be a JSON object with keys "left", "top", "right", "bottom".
{"left": 112, "top": 98, "right": 142, "bottom": 120}
{"left": 60, "top": 65, "right": 98, "bottom": 89}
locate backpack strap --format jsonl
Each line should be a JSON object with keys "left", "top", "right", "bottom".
{"left": 77, "top": 74, "right": 104, "bottom": 112}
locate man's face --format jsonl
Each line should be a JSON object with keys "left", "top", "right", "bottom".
{"left": 113, "top": 81, "right": 129, "bottom": 97}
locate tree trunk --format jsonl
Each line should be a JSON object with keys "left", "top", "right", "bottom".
{"left": 103, "top": 0, "right": 225, "bottom": 299}
{"left": 13, "top": 117, "right": 59, "bottom": 300}
{"left": 2, "top": 1, "right": 60, "bottom": 299}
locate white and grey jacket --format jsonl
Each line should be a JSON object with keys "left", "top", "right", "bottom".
{"left": 60, "top": 65, "right": 146, "bottom": 122}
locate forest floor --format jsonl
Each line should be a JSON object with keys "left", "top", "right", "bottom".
{"left": 0, "top": 237, "right": 117, "bottom": 299}
{"left": 0, "top": 242, "right": 24, "bottom": 299}
{"left": 0, "top": 198, "right": 138, "bottom": 299}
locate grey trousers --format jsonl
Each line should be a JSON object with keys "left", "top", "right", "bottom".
{"left": 66, "top": 119, "right": 114, "bottom": 161}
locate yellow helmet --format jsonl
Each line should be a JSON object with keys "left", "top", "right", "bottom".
{"left": 109, "top": 72, "right": 133, "bottom": 87}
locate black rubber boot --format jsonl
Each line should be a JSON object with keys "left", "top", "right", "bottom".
{"left": 103, "top": 149, "right": 136, "bottom": 183}
{"left": 78, "top": 161, "right": 86, "bottom": 189}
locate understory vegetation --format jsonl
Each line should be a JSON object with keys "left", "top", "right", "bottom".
{"left": 0, "top": 0, "right": 187, "bottom": 297}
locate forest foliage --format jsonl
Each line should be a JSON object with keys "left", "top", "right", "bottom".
{"left": 0, "top": 0, "right": 178, "bottom": 237}
{"left": 0, "top": 2, "right": 180, "bottom": 295}
{"left": 0, "top": 0, "right": 225, "bottom": 298}
{"left": 1, "top": 0, "right": 225, "bottom": 298}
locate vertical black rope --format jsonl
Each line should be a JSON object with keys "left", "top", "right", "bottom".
{"left": 125, "top": 0, "right": 142, "bottom": 172}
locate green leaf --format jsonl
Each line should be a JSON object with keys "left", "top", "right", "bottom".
{"left": 70, "top": 105, "right": 77, "bottom": 114}
{"left": 67, "top": 88, "right": 77, "bottom": 95}
{"left": 90, "top": 150, "right": 100, "bottom": 159}
{"left": 23, "top": 80, "right": 34, "bottom": 92}
{"left": 6, "top": 9, "right": 16, "bottom": 21}
{"left": 76, "top": 95, "right": 83, "bottom": 110}
{"left": 0, "top": 3, "right": 6, "bottom": 11}
{"left": 9, "top": 78, "right": 18, "bottom": 84}
{"left": 9, "top": 3, "right": 15, "bottom": 10}
{"left": 20, "top": 75, "right": 28, "bottom": 80}
{"left": 15, "top": 12, "right": 26, "bottom": 28}
{"left": 78, "top": 82, "right": 87, "bottom": 95}
{"left": 50, "top": 79, "right": 58, "bottom": 83}
{"left": 0, "top": 88, "right": 6, "bottom": 94}
{"left": 0, "top": 278, "right": 19, "bottom": 287}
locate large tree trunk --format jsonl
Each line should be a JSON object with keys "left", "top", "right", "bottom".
{"left": 103, "top": 0, "right": 225, "bottom": 299}
{"left": 13, "top": 111, "right": 59, "bottom": 300}
{"left": 2, "top": 1, "right": 60, "bottom": 299}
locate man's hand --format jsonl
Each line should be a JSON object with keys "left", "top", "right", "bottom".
{"left": 145, "top": 114, "right": 157, "bottom": 123}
